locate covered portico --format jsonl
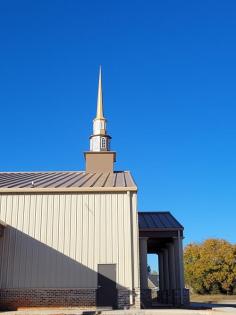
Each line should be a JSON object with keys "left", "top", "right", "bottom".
{"left": 138, "top": 212, "right": 189, "bottom": 308}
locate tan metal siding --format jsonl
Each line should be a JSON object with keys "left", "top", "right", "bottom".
{"left": 131, "top": 193, "right": 140, "bottom": 288}
{"left": 0, "top": 192, "right": 138, "bottom": 290}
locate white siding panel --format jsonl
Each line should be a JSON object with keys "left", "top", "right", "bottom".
{"left": 106, "top": 194, "right": 112, "bottom": 263}
{"left": 93, "top": 194, "right": 100, "bottom": 287}
{"left": 0, "top": 192, "right": 138, "bottom": 290}
{"left": 99, "top": 194, "right": 105, "bottom": 263}
{"left": 111, "top": 194, "right": 118, "bottom": 264}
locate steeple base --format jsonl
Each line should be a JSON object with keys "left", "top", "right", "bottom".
{"left": 84, "top": 151, "right": 116, "bottom": 173}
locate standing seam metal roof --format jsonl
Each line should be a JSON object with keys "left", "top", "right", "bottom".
{"left": 138, "top": 212, "right": 183, "bottom": 230}
{"left": 0, "top": 171, "right": 137, "bottom": 190}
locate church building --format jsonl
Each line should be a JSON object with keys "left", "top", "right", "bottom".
{"left": 0, "top": 69, "right": 189, "bottom": 310}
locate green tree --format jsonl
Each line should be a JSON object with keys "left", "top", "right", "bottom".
{"left": 184, "top": 239, "right": 236, "bottom": 294}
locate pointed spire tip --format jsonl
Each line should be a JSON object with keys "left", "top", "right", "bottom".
{"left": 96, "top": 66, "right": 104, "bottom": 120}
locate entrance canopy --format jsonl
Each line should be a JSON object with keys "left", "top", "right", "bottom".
{"left": 138, "top": 212, "right": 188, "bottom": 307}
{"left": 139, "top": 211, "right": 183, "bottom": 252}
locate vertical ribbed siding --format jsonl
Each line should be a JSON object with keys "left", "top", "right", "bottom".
{"left": 131, "top": 193, "right": 140, "bottom": 289}
{"left": 0, "top": 192, "right": 138, "bottom": 290}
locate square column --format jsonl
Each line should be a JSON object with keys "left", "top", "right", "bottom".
{"left": 157, "top": 251, "right": 165, "bottom": 303}
{"left": 139, "top": 237, "right": 148, "bottom": 289}
{"left": 158, "top": 252, "right": 164, "bottom": 292}
{"left": 163, "top": 248, "right": 170, "bottom": 291}
{"left": 173, "top": 236, "right": 184, "bottom": 291}
{"left": 167, "top": 243, "right": 176, "bottom": 291}
{"left": 173, "top": 233, "right": 189, "bottom": 305}
{"left": 139, "top": 237, "right": 152, "bottom": 307}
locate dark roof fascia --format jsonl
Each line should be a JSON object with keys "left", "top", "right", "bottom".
{"left": 139, "top": 230, "right": 184, "bottom": 238}
{"left": 139, "top": 227, "right": 184, "bottom": 232}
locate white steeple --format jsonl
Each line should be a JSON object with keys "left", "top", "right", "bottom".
{"left": 96, "top": 66, "right": 104, "bottom": 120}
{"left": 90, "top": 67, "right": 111, "bottom": 152}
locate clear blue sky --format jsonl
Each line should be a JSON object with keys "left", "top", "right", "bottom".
{"left": 0, "top": 1, "right": 236, "bottom": 270}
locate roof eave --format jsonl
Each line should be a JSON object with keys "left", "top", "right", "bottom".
{"left": 0, "top": 187, "right": 138, "bottom": 193}
{"left": 139, "top": 227, "right": 184, "bottom": 232}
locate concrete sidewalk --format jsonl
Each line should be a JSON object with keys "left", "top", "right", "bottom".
{"left": 1, "top": 307, "right": 236, "bottom": 315}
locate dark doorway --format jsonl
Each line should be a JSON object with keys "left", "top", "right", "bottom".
{"left": 97, "top": 264, "right": 117, "bottom": 308}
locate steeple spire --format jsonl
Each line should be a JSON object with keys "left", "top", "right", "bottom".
{"left": 84, "top": 67, "right": 116, "bottom": 173}
{"left": 96, "top": 66, "right": 104, "bottom": 120}
{"left": 89, "top": 67, "right": 111, "bottom": 152}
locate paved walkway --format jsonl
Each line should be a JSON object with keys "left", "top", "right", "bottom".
{"left": 1, "top": 307, "right": 236, "bottom": 315}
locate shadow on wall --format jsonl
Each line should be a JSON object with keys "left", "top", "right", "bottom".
{"left": 0, "top": 226, "right": 132, "bottom": 310}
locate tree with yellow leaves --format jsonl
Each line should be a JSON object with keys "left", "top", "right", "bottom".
{"left": 184, "top": 239, "right": 236, "bottom": 294}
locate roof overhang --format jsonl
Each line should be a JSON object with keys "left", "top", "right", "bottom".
{"left": 139, "top": 229, "right": 183, "bottom": 239}
{"left": 0, "top": 170, "right": 137, "bottom": 191}
{"left": 138, "top": 211, "right": 184, "bottom": 239}
{"left": 0, "top": 187, "right": 137, "bottom": 194}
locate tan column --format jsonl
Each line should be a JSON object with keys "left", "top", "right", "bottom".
{"left": 158, "top": 251, "right": 164, "bottom": 291}
{"left": 163, "top": 248, "right": 169, "bottom": 290}
{"left": 167, "top": 243, "right": 176, "bottom": 290}
{"left": 139, "top": 237, "right": 148, "bottom": 289}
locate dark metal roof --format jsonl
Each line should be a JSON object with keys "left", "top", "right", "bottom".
{"left": 138, "top": 212, "right": 183, "bottom": 230}
{"left": 0, "top": 171, "right": 136, "bottom": 191}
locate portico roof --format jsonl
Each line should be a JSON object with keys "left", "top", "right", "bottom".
{"left": 138, "top": 212, "right": 183, "bottom": 230}
{"left": 138, "top": 212, "right": 184, "bottom": 239}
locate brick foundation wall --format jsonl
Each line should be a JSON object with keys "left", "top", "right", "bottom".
{"left": 117, "top": 289, "right": 130, "bottom": 309}
{"left": 183, "top": 288, "right": 190, "bottom": 305}
{"left": 132, "top": 288, "right": 140, "bottom": 309}
{"left": 140, "top": 288, "right": 152, "bottom": 308}
{"left": 172, "top": 288, "right": 190, "bottom": 306}
{"left": 117, "top": 288, "right": 141, "bottom": 309}
{"left": 0, "top": 288, "right": 96, "bottom": 310}
{"left": 158, "top": 288, "right": 190, "bottom": 306}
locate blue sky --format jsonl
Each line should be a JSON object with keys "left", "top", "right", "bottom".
{"left": 0, "top": 1, "right": 236, "bottom": 270}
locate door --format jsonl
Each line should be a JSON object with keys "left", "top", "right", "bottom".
{"left": 97, "top": 264, "right": 117, "bottom": 308}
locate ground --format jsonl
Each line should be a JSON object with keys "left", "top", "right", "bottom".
{"left": 1, "top": 305, "right": 236, "bottom": 315}
{"left": 191, "top": 294, "right": 236, "bottom": 303}
{"left": 1, "top": 296, "right": 236, "bottom": 315}
{"left": 188, "top": 294, "right": 236, "bottom": 314}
